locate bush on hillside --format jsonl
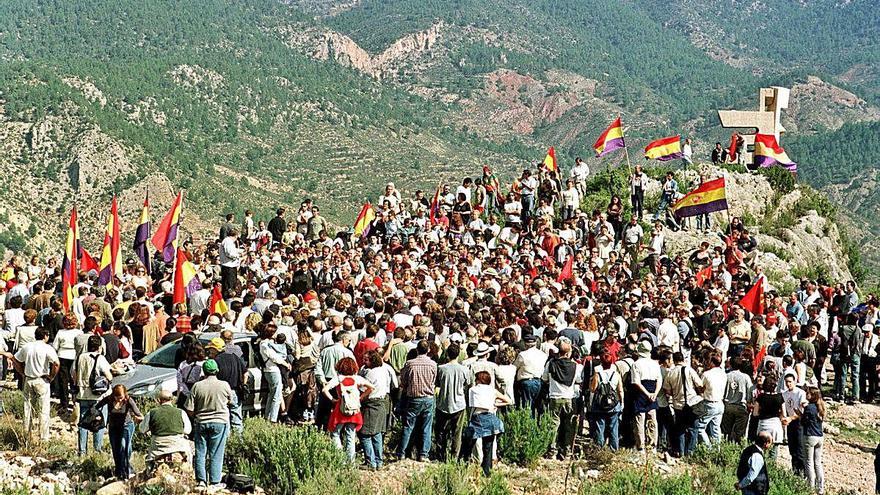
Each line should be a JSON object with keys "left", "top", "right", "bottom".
{"left": 296, "top": 467, "right": 370, "bottom": 495}
{"left": 226, "top": 418, "right": 348, "bottom": 495}
{"left": 404, "top": 462, "right": 512, "bottom": 495}
{"left": 758, "top": 166, "right": 797, "bottom": 194}
{"left": 497, "top": 408, "right": 556, "bottom": 467}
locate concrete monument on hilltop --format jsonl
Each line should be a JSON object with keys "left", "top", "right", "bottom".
{"left": 718, "top": 86, "right": 790, "bottom": 165}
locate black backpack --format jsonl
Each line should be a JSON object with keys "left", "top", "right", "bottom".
{"left": 88, "top": 354, "right": 110, "bottom": 395}
{"left": 593, "top": 370, "right": 619, "bottom": 413}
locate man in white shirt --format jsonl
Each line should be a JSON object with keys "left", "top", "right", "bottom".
{"left": 513, "top": 335, "right": 547, "bottom": 416}
{"left": 663, "top": 352, "right": 703, "bottom": 457}
{"left": 12, "top": 327, "right": 59, "bottom": 441}
{"left": 630, "top": 342, "right": 662, "bottom": 452}
{"left": 657, "top": 309, "right": 680, "bottom": 352}
{"left": 219, "top": 228, "right": 241, "bottom": 298}
{"left": 682, "top": 138, "right": 693, "bottom": 166}
{"left": 694, "top": 351, "right": 726, "bottom": 446}
{"left": 570, "top": 157, "right": 590, "bottom": 196}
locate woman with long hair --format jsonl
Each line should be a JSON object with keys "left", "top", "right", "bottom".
{"left": 802, "top": 386, "right": 826, "bottom": 494}
{"left": 176, "top": 342, "right": 205, "bottom": 408}
{"left": 322, "top": 357, "right": 374, "bottom": 462}
{"left": 96, "top": 384, "right": 143, "bottom": 480}
{"left": 258, "top": 322, "right": 290, "bottom": 422}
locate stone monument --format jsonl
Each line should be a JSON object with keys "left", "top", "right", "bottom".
{"left": 717, "top": 86, "right": 790, "bottom": 164}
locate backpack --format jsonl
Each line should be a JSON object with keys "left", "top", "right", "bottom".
{"left": 592, "top": 370, "right": 619, "bottom": 413}
{"left": 78, "top": 404, "right": 105, "bottom": 433}
{"left": 88, "top": 354, "right": 110, "bottom": 395}
{"left": 338, "top": 377, "right": 362, "bottom": 416}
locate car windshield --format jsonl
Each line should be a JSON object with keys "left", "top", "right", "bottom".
{"left": 137, "top": 336, "right": 214, "bottom": 369}
{"left": 137, "top": 341, "right": 180, "bottom": 368}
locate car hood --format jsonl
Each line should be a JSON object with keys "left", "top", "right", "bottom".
{"left": 111, "top": 364, "right": 176, "bottom": 397}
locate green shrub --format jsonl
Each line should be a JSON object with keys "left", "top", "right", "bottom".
{"left": 296, "top": 467, "right": 369, "bottom": 495}
{"left": 758, "top": 166, "right": 797, "bottom": 194}
{"left": 497, "top": 408, "right": 555, "bottom": 467}
{"left": 74, "top": 452, "right": 115, "bottom": 480}
{"left": 1, "top": 390, "right": 24, "bottom": 419}
{"left": 579, "top": 467, "right": 696, "bottom": 495}
{"left": 226, "top": 418, "right": 347, "bottom": 495}
{"left": 0, "top": 416, "right": 25, "bottom": 450}
{"left": 404, "top": 462, "right": 509, "bottom": 495}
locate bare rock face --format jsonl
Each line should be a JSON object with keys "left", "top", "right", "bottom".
{"left": 786, "top": 75, "right": 880, "bottom": 133}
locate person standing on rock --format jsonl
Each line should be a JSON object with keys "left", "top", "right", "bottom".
{"left": 735, "top": 431, "right": 773, "bottom": 495}
{"left": 11, "top": 326, "right": 59, "bottom": 442}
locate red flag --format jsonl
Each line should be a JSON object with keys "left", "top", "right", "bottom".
{"left": 695, "top": 265, "right": 713, "bottom": 288}
{"left": 557, "top": 256, "right": 574, "bottom": 283}
{"left": 739, "top": 281, "right": 765, "bottom": 315}
{"left": 80, "top": 247, "right": 100, "bottom": 273}
{"left": 728, "top": 133, "right": 739, "bottom": 163}
{"left": 753, "top": 346, "right": 767, "bottom": 370}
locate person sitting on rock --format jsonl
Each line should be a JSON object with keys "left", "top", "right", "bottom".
{"left": 139, "top": 390, "right": 192, "bottom": 469}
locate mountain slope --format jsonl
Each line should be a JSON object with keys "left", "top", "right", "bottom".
{"left": 0, "top": 0, "right": 877, "bottom": 280}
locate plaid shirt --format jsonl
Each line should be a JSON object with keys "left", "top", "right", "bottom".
{"left": 176, "top": 315, "right": 192, "bottom": 334}
{"left": 400, "top": 354, "right": 437, "bottom": 398}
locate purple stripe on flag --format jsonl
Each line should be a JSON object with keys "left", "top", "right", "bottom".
{"left": 162, "top": 223, "right": 179, "bottom": 263}
{"left": 674, "top": 199, "right": 728, "bottom": 219}
{"left": 186, "top": 277, "right": 202, "bottom": 298}
{"left": 755, "top": 155, "right": 797, "bottom": 171}
{"left": 133, "top": 222, "right": 151, "bottom": 274}
{"left": 597, "top": 137, "right": 625, "bottom": 157}
{"left": 97, "top": 266, "right": 112, "bottom": 285}
{"left": 655, "top": 152, "right": 683, "bottom": 162}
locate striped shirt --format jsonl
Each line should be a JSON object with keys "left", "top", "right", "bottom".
{"left": 400, "top": 355, "right": 437, "bottom": 398}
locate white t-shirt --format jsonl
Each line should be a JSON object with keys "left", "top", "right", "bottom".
{"left": 469, "top": 383, "right": 498, "bottom": 412}
{"left": 701, "top": 367, "right": 727, "bottom": 402}
{"left": 15, "top": 341, "right": 59, "bottom": 379}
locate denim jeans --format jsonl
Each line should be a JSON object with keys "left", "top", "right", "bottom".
{"left": 672, "top": 406, "right": 698, "bottom": 456}
{"left": 359, "top": 432, "right": 383, "bottom": 468}
{"left": 108, "top": 422, "right": 135, "bottom": 480}
{"left": 515, "top": 379, "right": 543, "bottom": 417}
{"left": 397, "top": 397, "right": 434, "bottom": 460}
{"left": 77, "top": 399, "right": 105, "bottom": 456}
{"left": 230, "top": 390, "right": 243, "bottom": 433}
{"left": 264, "top": 370, "right": 283, "bottom": 422}
{"left": 842, "top": 358, "right": 861, "bottom": 400}
{"left": 592, "top": 411, "right": 620, "bottom": 450}
{"left": 331, "top": 423, "right": 357, "bottom": 462}
{"left": 787, "top": 420, "right": 805, "bottom": 475}
{"left": 695, "top": 401, "right": 724, "bottom": 445}
{"left": 521, "top": 194, "right": 534, "bottom": 225}
{"left": 803, "top": 436, "right": 824, "bottom": 495}
{"left": 696, "top": 213, "right": 711, "bottom": 231}
{"left": 194, "top": 422, "right": 229, "bottom": 484}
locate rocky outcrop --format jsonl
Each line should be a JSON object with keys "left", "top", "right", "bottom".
{"left": 786, "top": 75, "right": 880, "bottom": 134}
{"left": 304, "top": 22, "right": 444, "bottom": 79}
{"left": 661, "top": 165, "right": 853, "bottom": 289}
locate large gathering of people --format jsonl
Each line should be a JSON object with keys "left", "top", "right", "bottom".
{"left": 0, "top": 156, "right": 875, "bottom": 495}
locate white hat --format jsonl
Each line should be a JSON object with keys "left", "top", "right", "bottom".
{"left": 637, "top": 341, "right": 652, "bottom": 358}
{"left": 474, "top": 341, "right": 492, "bottom": 357}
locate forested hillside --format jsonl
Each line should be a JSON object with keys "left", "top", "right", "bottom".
{"left": 0, "top": 0, "right": 877, "bottom": 275}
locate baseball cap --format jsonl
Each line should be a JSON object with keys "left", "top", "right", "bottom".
{"left": 202, "top": 359, "right": 219, "bottom": 374}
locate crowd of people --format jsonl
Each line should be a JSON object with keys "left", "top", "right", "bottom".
{"left": 0, "top": 157, "right": 877, "bottom": 495}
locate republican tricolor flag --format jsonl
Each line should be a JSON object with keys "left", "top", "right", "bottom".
{"left": 644, "top": 135, "right": 682, "bottom": 161}
{"left": 753, "top": 133, "right": 797, "bottom": 172}
{"left": 133, "top": 193, "right": 151, "bottom": 276}
{"left": 172, "top": 248, "right": 201, "bottom": 306}
{"left": 151, "top": 192, "right": 183, "bottom": 263}
{"left": 61, "top": 208, "right": 79, "bottom": 312}
{"left": 672, "top": 177, "right": 728, "bottom": 219}
{"left": 208, "top": 284, "right": 229, "bottom": 315}
{"left": 97, "top": 197, "right": 122, "bottom": 286}
{"left": 593, "top": 117, "right": 626, "bottom": 157}
{"left": 353, "top": 202, "right": 376, "bottom": 238}
{"left": 542, "top": 147, "right": 558, "bottom": 173}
